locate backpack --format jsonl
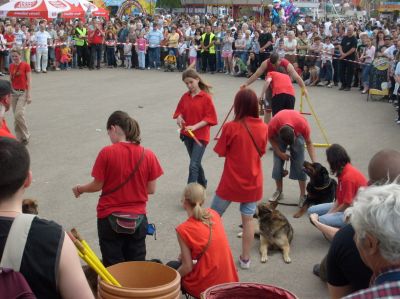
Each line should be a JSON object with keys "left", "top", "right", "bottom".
{"left": 0, "top": 214, "right": 37, "bottom": 298}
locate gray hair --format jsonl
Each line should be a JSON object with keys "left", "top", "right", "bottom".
{"left": 346, "top": 182, "right": 400, "bottom": 263}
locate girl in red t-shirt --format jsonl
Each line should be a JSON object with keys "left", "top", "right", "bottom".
{"left": 173, "top": 69, "right": 218, "bottom": 188}
{"left": 211, "top": 89, "right": 268, "bottom": 269}
{"left": 167, "top": 183, "right": 238, "bottom": 298}
{"left": 72, "top": 111, "right": 163, "bottom": 266}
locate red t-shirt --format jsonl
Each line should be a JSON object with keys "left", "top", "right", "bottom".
{"left": 92, "top": 143, "right": 164, "bottom": 218}
{"left": 90, "top": 29, "right": 104, "bottom": 45}
{"left": 176, "top": 209, "right": 239, "bottom": 298}
{"left": 10, "top": 62, "right": 31, "bottom": 90}
{"left": 4, "top": 34, "right": 14, "bottom": 49}
{"left": 336, "top": 163, "right": 367, "bottom": 205}
{"left": 267, "top": 71, "right": 295, "bottom": 97}
{"left": 214, "top": 117, "right": 268, "bottom": 202}
{"left": 173, "top": 90, "right": 218, "bottom": 144}
{"left": 0, "top": 119, "right": 15, "bottom": 139}
{"left": 268, "top": 110, "right": 311, "bottom": 141}
{"left": 265, "top": 58, "right": 290, "bottom": 74}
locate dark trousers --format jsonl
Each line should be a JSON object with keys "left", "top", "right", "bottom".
{"left": 76, "top": 45, "right": 88, "bottom": 67}
{"left": 201, "top": 51, "right": 216, "bottom": 72}
{"left": 106, "top": 47, "right": 116, "bottom": 66}
{"left": 182, "top": 135, "right": 207, "bottom": 188}
{"left": 259, "top": 51, "right": 270, "bottom": 64}
{"left": 333, "top": 59, "right": 340, "bottom": 84}
{"left": 339, "top": 59, "right": 354, "bottom": 88}
{"left": 271, "top": 93, "right": 295, "bottom": 116}
{"left": 97, "top": 216, "right": 148, "bottom": 267}
{"left": 131, "top": 48, "right": 138, "bottom": 68}
{"left": 90, "top": 44, "right": 102, "bottom": 69}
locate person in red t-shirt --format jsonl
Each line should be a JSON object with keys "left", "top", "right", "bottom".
{"left": 72, "top": 111, "right": 164, "bottom": 266}
{"left": 211, "top": 89, "right": 268, "bottom": 269}
{"left": 167, "top": 183, "right": 238, "bottom": 298}
{"left": 0, "top": 79, "right": 15, "bottom": 139}
{"left": 308, "top": 144, "right": 367, "bottom": 228}
{"left": 268, "top": 109, "right": 316, "bottom": 207}
{"left": 88, "top": 22, "right": 104, "bottom": 70}
{"left": 173, "top": 69, "right": 218, "bottom": 188}
{"left": 260, "top": 70, "right": 296, "bottom": 121}
{"left": 9, "top": 49, "right": 31, "bottom": 144}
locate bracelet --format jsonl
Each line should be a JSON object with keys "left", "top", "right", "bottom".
{"left": 76, "top": 185, "right": 82, "bottom": 194}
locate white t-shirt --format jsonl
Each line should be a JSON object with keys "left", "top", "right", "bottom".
{"left": 284, "top": 38, "right": 297, "bottom": 54}
{"left": 322, "top": 43, "right": 335, "bottom": 62}
{"left": 324, "top": 22, "right": 332, "bottom": 37}
{"left": 178, "top": 42, "right": 187, "bottom": 55}
{"left": 34, "top": 31, "right": 51, "bottom": 48}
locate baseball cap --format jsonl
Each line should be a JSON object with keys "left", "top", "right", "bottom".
{"left": 0, "top": 80, "right": 11, "bottom": 97}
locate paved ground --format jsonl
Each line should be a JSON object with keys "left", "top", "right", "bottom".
{"left": 5, "top": 68, "right": 400, "bottom": 298}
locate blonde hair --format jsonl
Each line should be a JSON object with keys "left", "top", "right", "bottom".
{"left": 183, "top": 183, "right": 211, "bottom": 225}
{"left": 182, "top": 69, "right": 212, "bottom": 94}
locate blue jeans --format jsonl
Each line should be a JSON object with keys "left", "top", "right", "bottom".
{"left": 148, "top": 47, "right": 160, "bottom": 68}
{"left": 362, "top": 64, "right": 372, "bottom": 86}
{"left": 138, "top": 51, "right": 145, "bottom": 69}
{"left": 319, "top": 60, "right": 333, "bottom": 81}
{"left": 215, "top": 45, "right": 223, "bottom": 72}
{"left": 307, "top": 203, "right": 345, "bottom": 228}
{"left": 106, "top": 47, "right": 115, "bottom": 66}
{"left": 182, "top": 135, "right": 207, "bottom": 188}
{"left": 272, "top": 135, "right": 306, "bottom": 181}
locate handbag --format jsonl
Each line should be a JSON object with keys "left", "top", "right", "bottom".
{"left": 241, "top": 120, "right": 263, "bottom": 158}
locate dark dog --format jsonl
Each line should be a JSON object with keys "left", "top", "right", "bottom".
{"left": 293, "top": 161, "right": 337, "bottom": 218}
{"left": 22, "top": 199, "right": 39, "bottom": 214}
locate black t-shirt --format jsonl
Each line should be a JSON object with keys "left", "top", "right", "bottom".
{"left": 259, "top": 32, "right": 273, "bottom": 52}
{"left": 0, "top": 216, "right": 64, "bottom": 299}
{"left": 327, "top": 224, "right": 372, "bottom": 291}
{"left": 340, "top": 35, "right": 358, "bottom": 60}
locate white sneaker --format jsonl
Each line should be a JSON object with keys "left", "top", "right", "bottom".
{"left": 269, "top": 190, "right": 283, "bottom": 202}
{"left": 317, "top": 82, "right": 325, "bottom": 86}
{"left": 157, "top": 67, "right": 160, "bottom": 70}
{"left": 327, "top": 83, "right": 333, "bottom": 88}
{"left": 239, "top": 256, "right": 250, "bottom": 269}
{"left": 396, "top": 119, "right": 400, "bottom": 124}
{"left": 298, "top": 195, "right": 307, "bottom": 208}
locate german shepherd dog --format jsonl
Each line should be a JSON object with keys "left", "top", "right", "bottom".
{"left": 293, "top": 161, "right": 337, "bottom": 218}
{"left": 22, "top": 199, "right": 39, "bottom": 214}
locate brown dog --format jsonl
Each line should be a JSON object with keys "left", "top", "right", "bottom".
{"left": 22, "top": 199, "right": 39, "bottom": 214}
{"left": 257, "top": 203, "right": 294, "bottom": 263}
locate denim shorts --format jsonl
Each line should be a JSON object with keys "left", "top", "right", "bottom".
{"left": 211, "top": 194, "right": 257, "bottom": 217}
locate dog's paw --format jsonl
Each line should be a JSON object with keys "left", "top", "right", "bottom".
{"left": 237, "top": 232, "right": 243, "bottom": 238}
{"left": 283, "top": 256, "right": 292, "bottom": 264}
{"left": 260, "top": 255, "right": 268, "bottom": 263}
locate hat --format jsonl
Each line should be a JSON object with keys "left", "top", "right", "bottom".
{"left": 0, "top": 80, "right": 11, "bottom": 97}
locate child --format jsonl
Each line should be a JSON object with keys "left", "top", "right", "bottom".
{"left": 302, "top": 65, "right": 311, "bottom": 85}
{"left": 173, "top": 69, "right": 218, "bottom": 188}
{"left": 318, "top": 36, "right": 335, "bottom": 87}
{"left": 59, "top": 44, "right": 72, "bottom": 70}
{"left": 232, "top": 54, "right": 247, "bottom": 77}
{"left": 276, "top": 39, "right": 286, "bottom": 59}
{"left": 123, "top": 37, "right": 132, "bottom": 69}
{"left": 188, "top": 37, "right": 197, "bottom": 69}
{"left": 247, "top": 52, "right": 258, "bottom": 78}
{"left": 136, "top": 32, "right": 147, "bottom": 70}
{"left": 177, "top": 36, "right": 188, "bottom": 71}
{"left": 105, "top": 30, "right": 116, "bottom": 68}
{"left": 164, "top": 50, "right": 177, "bottom": 72}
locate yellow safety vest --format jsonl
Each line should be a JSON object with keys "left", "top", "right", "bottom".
{"left": 201, "top": 33, "right": 215, "bottom": 54}
{"left": 75, "top": 27, "right": 87, "bottom": 46}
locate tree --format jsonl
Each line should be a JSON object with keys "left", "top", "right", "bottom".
{"left": 157, "top": 0, "right": 181, "bottom": 8}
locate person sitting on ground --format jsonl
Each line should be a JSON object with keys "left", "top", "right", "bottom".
{"left": 0, "top": 138, "right": 94, "bottom": 299}
{"left": 164, "top": 49, "right": 177, "bottom": 72}
{"left": 232, "top": 54, "right": 247, "bottom": 77}
{"left": 342, "top": 182, "right": 400, "bottom": 298}
{"left": 308, "top": 144, "right": 367, "bottom": 229}
{"left": 167, "top": 183, "right": 238, "bottom": 298}
{"left": 246, "top": 51, "right": 258, "bottom": 78}
{"left": 0, "top": 80, "right": 15, "bottom": 138}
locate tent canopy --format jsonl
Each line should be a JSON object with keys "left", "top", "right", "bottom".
{"left": 0, "top": 0, "right": 71, "bottom": 19}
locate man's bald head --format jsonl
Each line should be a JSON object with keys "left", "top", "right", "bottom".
{"left": 368, "top": 149, "right": 400, "bottom": 184}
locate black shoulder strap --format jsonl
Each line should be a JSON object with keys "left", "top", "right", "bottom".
{"left": 100, "top": 147, "right": 145, "bottom": 197}
{"left": 241, "top": 120, "right": 262, "bottom": 158}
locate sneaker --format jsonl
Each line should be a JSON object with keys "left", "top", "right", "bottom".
{"left": 157, "top": 67, "right": 160, "bottom": 70}
{"left": 147, "top": 67, "right": 150, "bottom": 70}
{"left": 42, "top": 70, "right": 47, "bottom": 73}
{"left": 55, "top": 67, "right": 61, "bottom": 71}
{"left": 239, "top": 256, "right": 250, "bottom": 269}
{"left": 397, "top": 120, "right": 400, "bottom": 124}
{"left": 317, "top": 81, "right": 325, "bottom": 86}
{"left": 327, "top": 83, "right": 333, "bottom": 88}
{"left": 269, "top": 190, "right": 283, "bottom": 202}
{"left": 298, "top": 195, "right": 307, "bottom": 208}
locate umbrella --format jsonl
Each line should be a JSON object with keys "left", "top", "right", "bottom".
{"left": 0, "top": 0, "right": 71, "bottom": 19}
{"left": 62, "top": 0, "right": 109, "bottom": 19}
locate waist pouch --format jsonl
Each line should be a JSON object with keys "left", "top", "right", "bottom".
{"left": 108, "top": 212, "right": 144, "bottom": 234}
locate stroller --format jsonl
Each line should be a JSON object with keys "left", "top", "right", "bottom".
{"left": 367, "top": 57, "right": 390, "bottom": 101}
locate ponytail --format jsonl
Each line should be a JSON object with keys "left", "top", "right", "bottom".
{"left": 183, "top": 183, "right": 212, "bottom": 226}
{"left": 107, "top": 111, "right": 141, "bottom": 144}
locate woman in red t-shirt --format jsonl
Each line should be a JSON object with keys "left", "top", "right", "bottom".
{"left": 72, "top": 111, "right": 163, "bottom": 266}
{"left": 211, "top": 89, "right": 268, "bottom": 269}
{"left": 167, "top": 183, "right": 238, "bottom": 298}
{"left": 173, "top": 69, "right": 218, "bottom": 188}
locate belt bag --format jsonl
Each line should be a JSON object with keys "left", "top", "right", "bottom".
{"left": 108, "top": 212, "right": 144, "bottom": 234}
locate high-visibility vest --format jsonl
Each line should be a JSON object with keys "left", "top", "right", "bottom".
{"left": 75, "top": 27, "right": 87, "bottom": 46}
{"left": 201, "top": 32, "right": 215, "bottom": 54}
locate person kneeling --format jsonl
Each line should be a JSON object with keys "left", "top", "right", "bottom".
{"left": 167, "top": 183, "right": 238, "bottom": 298}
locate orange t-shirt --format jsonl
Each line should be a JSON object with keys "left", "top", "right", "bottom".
{"left": 176, "top": 209, "right": 239, "bottom": 298}
{"left": 0, "top": 119, "right": 15, "bottom": 139}
{"left": 214, "top": 117, "right": 268, "bottom": 202}
{"left": 268, "top": 110, "right": 311, "bottom": 141}
{"left": 10, "top": 62, "right": 31, "bottom": 90}
{"left": 267, "top": 71, "right": 295, "bottom": 97}
{"left": 336, "top": 163, "right": 367, "bottom": 205}
{"left": 173, "top": 90, "right": 218, "bottom": 144}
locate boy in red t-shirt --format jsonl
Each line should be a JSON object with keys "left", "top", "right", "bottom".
{"left": 9, "top": 49, "right": 31, "bottom": 144}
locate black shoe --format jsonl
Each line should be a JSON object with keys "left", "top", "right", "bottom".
{"left": 344, "top": 87, "right": 351, "bottom": 91}
{"left": 334, "top": 82, "right": 338, "bottom": 86}
{"left": 339, "top": 86, "right": 345, "bottom": 90}
{"left": 313, "top": 264, "right": 320, "bottom": 277}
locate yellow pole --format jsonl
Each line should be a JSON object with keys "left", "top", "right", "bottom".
{"left": 78, "top": 251, "right": 113, "bottom": 285}
{"left": 304, "top": 94, "right": 330, "bottom": 145}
